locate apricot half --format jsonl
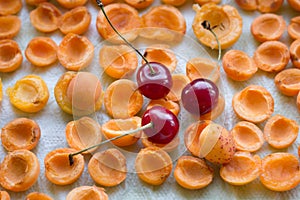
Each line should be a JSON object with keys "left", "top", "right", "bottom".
{"left": 25, "top": 0, "right": 47, "bottom": 6}
{"left": 274, "top": 68, "right": 300, "bottom": 96}
{"left": 0, "top": 0, "right": 22, "bottom": 16}
{"left": 260, "top": 153, "right": 300, "bottom": 191}
{"left": 0, "top": 149, "right": 40, "bottom": 192}
{"left": 7, "top": 75, "right": 49, "bottom": 113}
{"left": 57, "top": 0, "right": 87, "bottom": 9}
{"left": 234, "top": 0, "right": 257, "bottom": 11}
{"left": 124, "top": 0, "right": 153, "bottom": 9}
{"left": 88, "top": 148, "right": 127, "bottom": 187}
{"left": 0, "top": 39, "right": 23, "bottom": 73}
{"left": 256, "top": 0, "right": 283, "bottom": 13}
{"left": 66, "top": 186, "right": 108, "bottom": 200}
{"left": 195, "top": 0, "right": 220, "bottom": 5}
{"left": 174, "top": 156, "right": 213, "bottom": 189}
{"left": 289, "top": 39, "right": 300, "bottom": 69}
{"left": 26, "top": 192, "right": 53, "bottom": 200}
{"left": 0, "top": 191, "right": 10, "bottom": 200}
{"left": 192, "top": 3, "right": 242, "bottom": 49}
{"left": 232, "top": 85, "right": 274, "bottom": 123}
{"left": 0, "top": 15, "right": 21, "bottom": 40}
{"left": 288, "top": 0, "right": 300, "bottom": 11}
{"left": 288, "top": 16, "right": 300, "bottom": 40}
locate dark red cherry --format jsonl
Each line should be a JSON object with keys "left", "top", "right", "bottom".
{"left": 141, "top": 106, "right": 179, "bottom": 144}
{"left": 137, "top": 62, "right": 172, "bottom": 100}
{"left": 181, "top": 78, "right": 219, "bottom": 116}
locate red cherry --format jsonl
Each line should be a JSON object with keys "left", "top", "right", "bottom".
{"left": 141, "top": 106, "right": 179, "bottom": 144}
{"left": 137, "top": 62, "right": 173, "bottom": 100}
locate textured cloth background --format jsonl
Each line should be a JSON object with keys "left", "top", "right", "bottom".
{"left": 0, "top": 0, "right": 299, "bottom": 199}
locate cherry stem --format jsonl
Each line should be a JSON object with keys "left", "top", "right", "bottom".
{"left": 201, "top": 20, "right": 221, "bottom": 61}
{"left": 96, "top": 0, "right": 156, "bottom": 75}
{"left": 68, "top": 121, "right": 153, "bottom": 165}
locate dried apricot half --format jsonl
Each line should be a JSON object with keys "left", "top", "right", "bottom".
{"left": 253, "top": 41, "right": 289, "bottom": 73}
{"left": 135, "top": 147, "right": 172, "bottom": 185}
{"left": 260, "top": 153, "right": 300, "bottom": 191}
{"left": 56, "top": 0, "right": 87, "bottom": 9}
{"left": 192, "top": 3, "right": 242, "bottom": 49}
{"left": 124, "top": 0, "right": 153, "bottom": 9}
{"left": 288, "top": 16, "right": 300, "bottom": 40}
{"left": 96, "top": 3, "right": 142, "bottom": 43}
{"left": 58, "top": 6, "right": 91, "bottom": 35}
{"left": 146, "top": 99, "right": 180, "bottom": 116}
{"left": 174, "top": 156, "right": 213, "bottom": 189}
{"left": 186, "top": 57, "right": 220, "bottom": 83}
{"left": 44, "top": 148, "right": 84, "bottom": 185}
{"left": 220, "top": 151, "right": 261, "bottom": 185}
{"left": 88, "top": 148, "right": 127, "bottom": 187}
{"left": 289, "top": 39, "right": 300, "bottom": 69}
{"left": 0, "top": 191, "right": 10, "bottom": 200}
{"left": 1, "top": 118, "right": 41, "bottom": 151}
{"left": 99, "top": 45, "right": 138, "bottom": 79}
{"left": 0, "top": 15, "right": 21, "bottom": 40}
{"left": 66, "top": 186, "right": 108, "bottom": 200}
{"left": 25, "top": 37, "right": 58, "bottom": 67}
{"left": 101, "top": 116, "right": 141, "bottom": 147}
{"left": 222, "top": 50, "right": 257, "bottom": 81}
{"left": 65, "top": 117, "right": 102, "bottom": 153}
{"left": 141, "top": 135, "right": 180, "bottom": 152}
{"left": 7, "top": 75, "right": 49, "bottom": 113}
{"left": 257, "top": 0, "right": 283, "bottom": 13}
{"left": 0, "top": 0, "right": 22, "bottom": 16}
{"left": 166, "top": 74, "right": 189, "bottom": 101}
{"left": 0, "top": 149, "right": 40, "bottom": 192}
{"left": 104, "top": 79, "right": 143, "bottom": 119}
{"left": 288, "top": 0, "right": 300, "bottom": 11}
{"left": 231, "top": 121, "right": 264, "bottom": 152}
{"left": 29, "top": 2, "right": 61, "bottom": 33}
{"left": 0, "top": 39, "right": 22, "bottom": 73}
{"left": 57, "top": 33, "right": 94, "bottom": 71}
{"left": 26, "top": 192, "right": 53, "bottom": 200}
{"left": 232, "top": 85, "right": 274, "bottom": 123}
{"left": 274, "top": 68, "right": 300, "bottom": 96}
{"left": 264, "top": 115, "right": 299, "bottom": 149}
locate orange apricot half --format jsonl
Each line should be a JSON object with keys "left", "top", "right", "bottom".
{"left": 101, "top": 116, "right": 141, "bottom": 147}
{"left": 288, "top": 0, "right": 300, "bottom": 11}
{"left": 264, "top": 115, "right": 299, "bottom": 149}
{"left": 220, "top": 151, "right": 261, "bottom": 185}
{"left": 0, "top": 191, "right": 10, "bottom": 200}
{"left": 1, "top": 118, "right": 41, "bottom": 151}
{"left": 0, "top": 0, "right": 22, "bottom": 16}
{"left": 44, "top": 148, "right": 84, "bottom": 185}
{"left": 222, "top": 50, "right": 257, "bottom": 81}
{"left": 0, "top": 15, "right": 21, "bottom": 40}
{"left": 66, "top": 186, "right": 108, "bottom": 200}
{"left": 274, "top": 68, "right": 300, "bottom": 96}
{"left": 26, "top": 192, "right": 53, "bottom": 200}
{"left": 0, "top": 39, "right": 22, "bottom": 73}
{"left": 232, "top": 85, "right": 274, "bottom": 123}
{"left": 56, "top": 0, "right": 87, "bottom": 9}
{"left": 174, "top": 156, "right": 213, "bottom": 190}
{"left": 146, "top": 99, "right": 180, "bottom": 116}
{"left": 88, "top": 148, "right": 127, "bottom": 187}
{"left": 0, "top": 149, "right": 40, "bottom": 192}
{"left": 289, "top": 39, "right": 300, "bottom": 69}
{"left": 231, "top": 121, "right": 264, "bottom": 152}
{"left": 25, "top": 37, "right": 58, "bottom": 67}
{"left": 260, "top": 153, "right": 300, "bottom": 191}
{"left": 253, "top": 41, "right": 289, "bottom": 73}
{"left": 256, "top": 0, "right": 283, "bottom": 13}
{"left": 135, "top": 147, "right": 172, "bottom": 185}
{"left": 288, "top": 16, "right": 300, "bottom": 40}
{"left": 141, "top": 135, "right": 180, "bottom": 152}
{"left": 7, "top": 75, "right": 49, "bottom": 113}
{"left": 192, "top": 3, "right": 242, "bottom": 49}
{"left": 124, "top": 0, "right": 153, "bottom": 9}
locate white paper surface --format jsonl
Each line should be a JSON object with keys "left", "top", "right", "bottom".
{"left": 0, "top": 0, "right": 299, "bottom": 199}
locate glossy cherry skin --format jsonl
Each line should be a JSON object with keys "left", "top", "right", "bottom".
{"left": 181, "top": 78, "right": 219, "bottom": 116}
{"left": 141, "top": 106, "right": 179, "bottom": 144}
{"left": 137, "top": 62, "right": 172, "bottom": 100}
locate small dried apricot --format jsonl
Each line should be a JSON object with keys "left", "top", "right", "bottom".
{"left": 231, "top": 121, "right": 264, "bottom": 152}
{"left": 88, "top": 148, "right": 127, "bottom": 187}
{"left": 288, "top": 0, "right": 300, "bottom": 11}
{"left": 257, "top": 0, "right": 283, "bottom": 13}
{"left": 57, "top": 33, "right": 94, "bottom": 71}
{"left": 199, "top": 95, "right": 225, "bottom": 120}
{"left": 99, "top": 45, "right": 138, "bottom": 79}
{"left": 222, "top": 50, "right": 257, "bottom": 81}
{"left": 25, "top": 37, "right": 58, "bottom": 67}
{"left": 0, "top": 191, "right": 10, "bottom": 200}
{"left": 232, "top": 85, "right": 274, "bottom": 123}
{"left": 44, "top": 148, "right": 84, "bottom": 185}
{"left": 1, "top": 118, "right": 40, "bottom": 151}
{"left": 289, "top": 39, "right": 300, "bottom": 69}
{"left": 96, "top": 3, "right": 142, "bottom": 43}
{"left": 274, "top": 68, "right": 300, "bottom": 96}
{"left": 26, "top": 192, "right": 53, "bottom": 200}
{"left": 166, "top": 74, "right": 189, "bottom": 101}
{"left": 288, "top": 16, "right": 300, "bottom": 40}
{"left": 124, "top": 0, "right": 153, "bottom": 9}
{"left": 0, "top": 15, "right": 21, "bottom": 40}
{"left": 25, "top": 0, "right": 47, "bottom": 6}
{"left": 104, "top": 79, "right": 143, "bottom": 119}
{"left": 174, "top": 156, "right": 213, "bottom": 189}
{"left": 264, "top": 115, "right": 299, "bottom": 149}
{"left": 29, "top": 2, "right": 61, "bottom": 33}
{"left": 234, "top": 0, "right": 257, "bottom": 11}
{"left": 260, "top": 152, "right": 300, "bottom": 191}
{"left": 195, "top": 0, "right": 220, "bottom": 5}
{"left": 56, "top": 0, "right": 87, "bottom": 9}
{"left": 162, "top": 0, "right": 186, "bottom": 6}
{"left": 192, "top": 3, "right": 242, "bottom": 49}
{"left": 0, "top": 149, "right": 40, "bottom": 192}
{"left": 135, "top": 147, "right": 172, "bottom": 185}
{"left": 7, "top": 75, "right": 49, "bottom": 113}
{"left": 101, "top": 117, "right": 141, "bottom": 147}
{"left": 65, "top": 117, "right": 102, "bottom": 153}
{"left": 146, "top": 99, "right": 180, "bottom": 116}
{"left": 0, "top": 0, "right": 22, "bottom": 16}
{"left": 186, "top": 57, "right": 220, "bottom": 83}
{"left": 220, "top": 151, "right": 261, "bottom": 185}
{"left": 58, "top": 6, "right": 91, "bottom": 35}
{"left": 0, "top": 39, "right": 22, "bottom": 73}
{"left": 141, "top": 135, "right": 179, "bottom": 152}
{"left": 66, "top": 186, "right": 108, "bottom": 200}
{"left": 253, "top": 41, "right": 289, "bottom": 73}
